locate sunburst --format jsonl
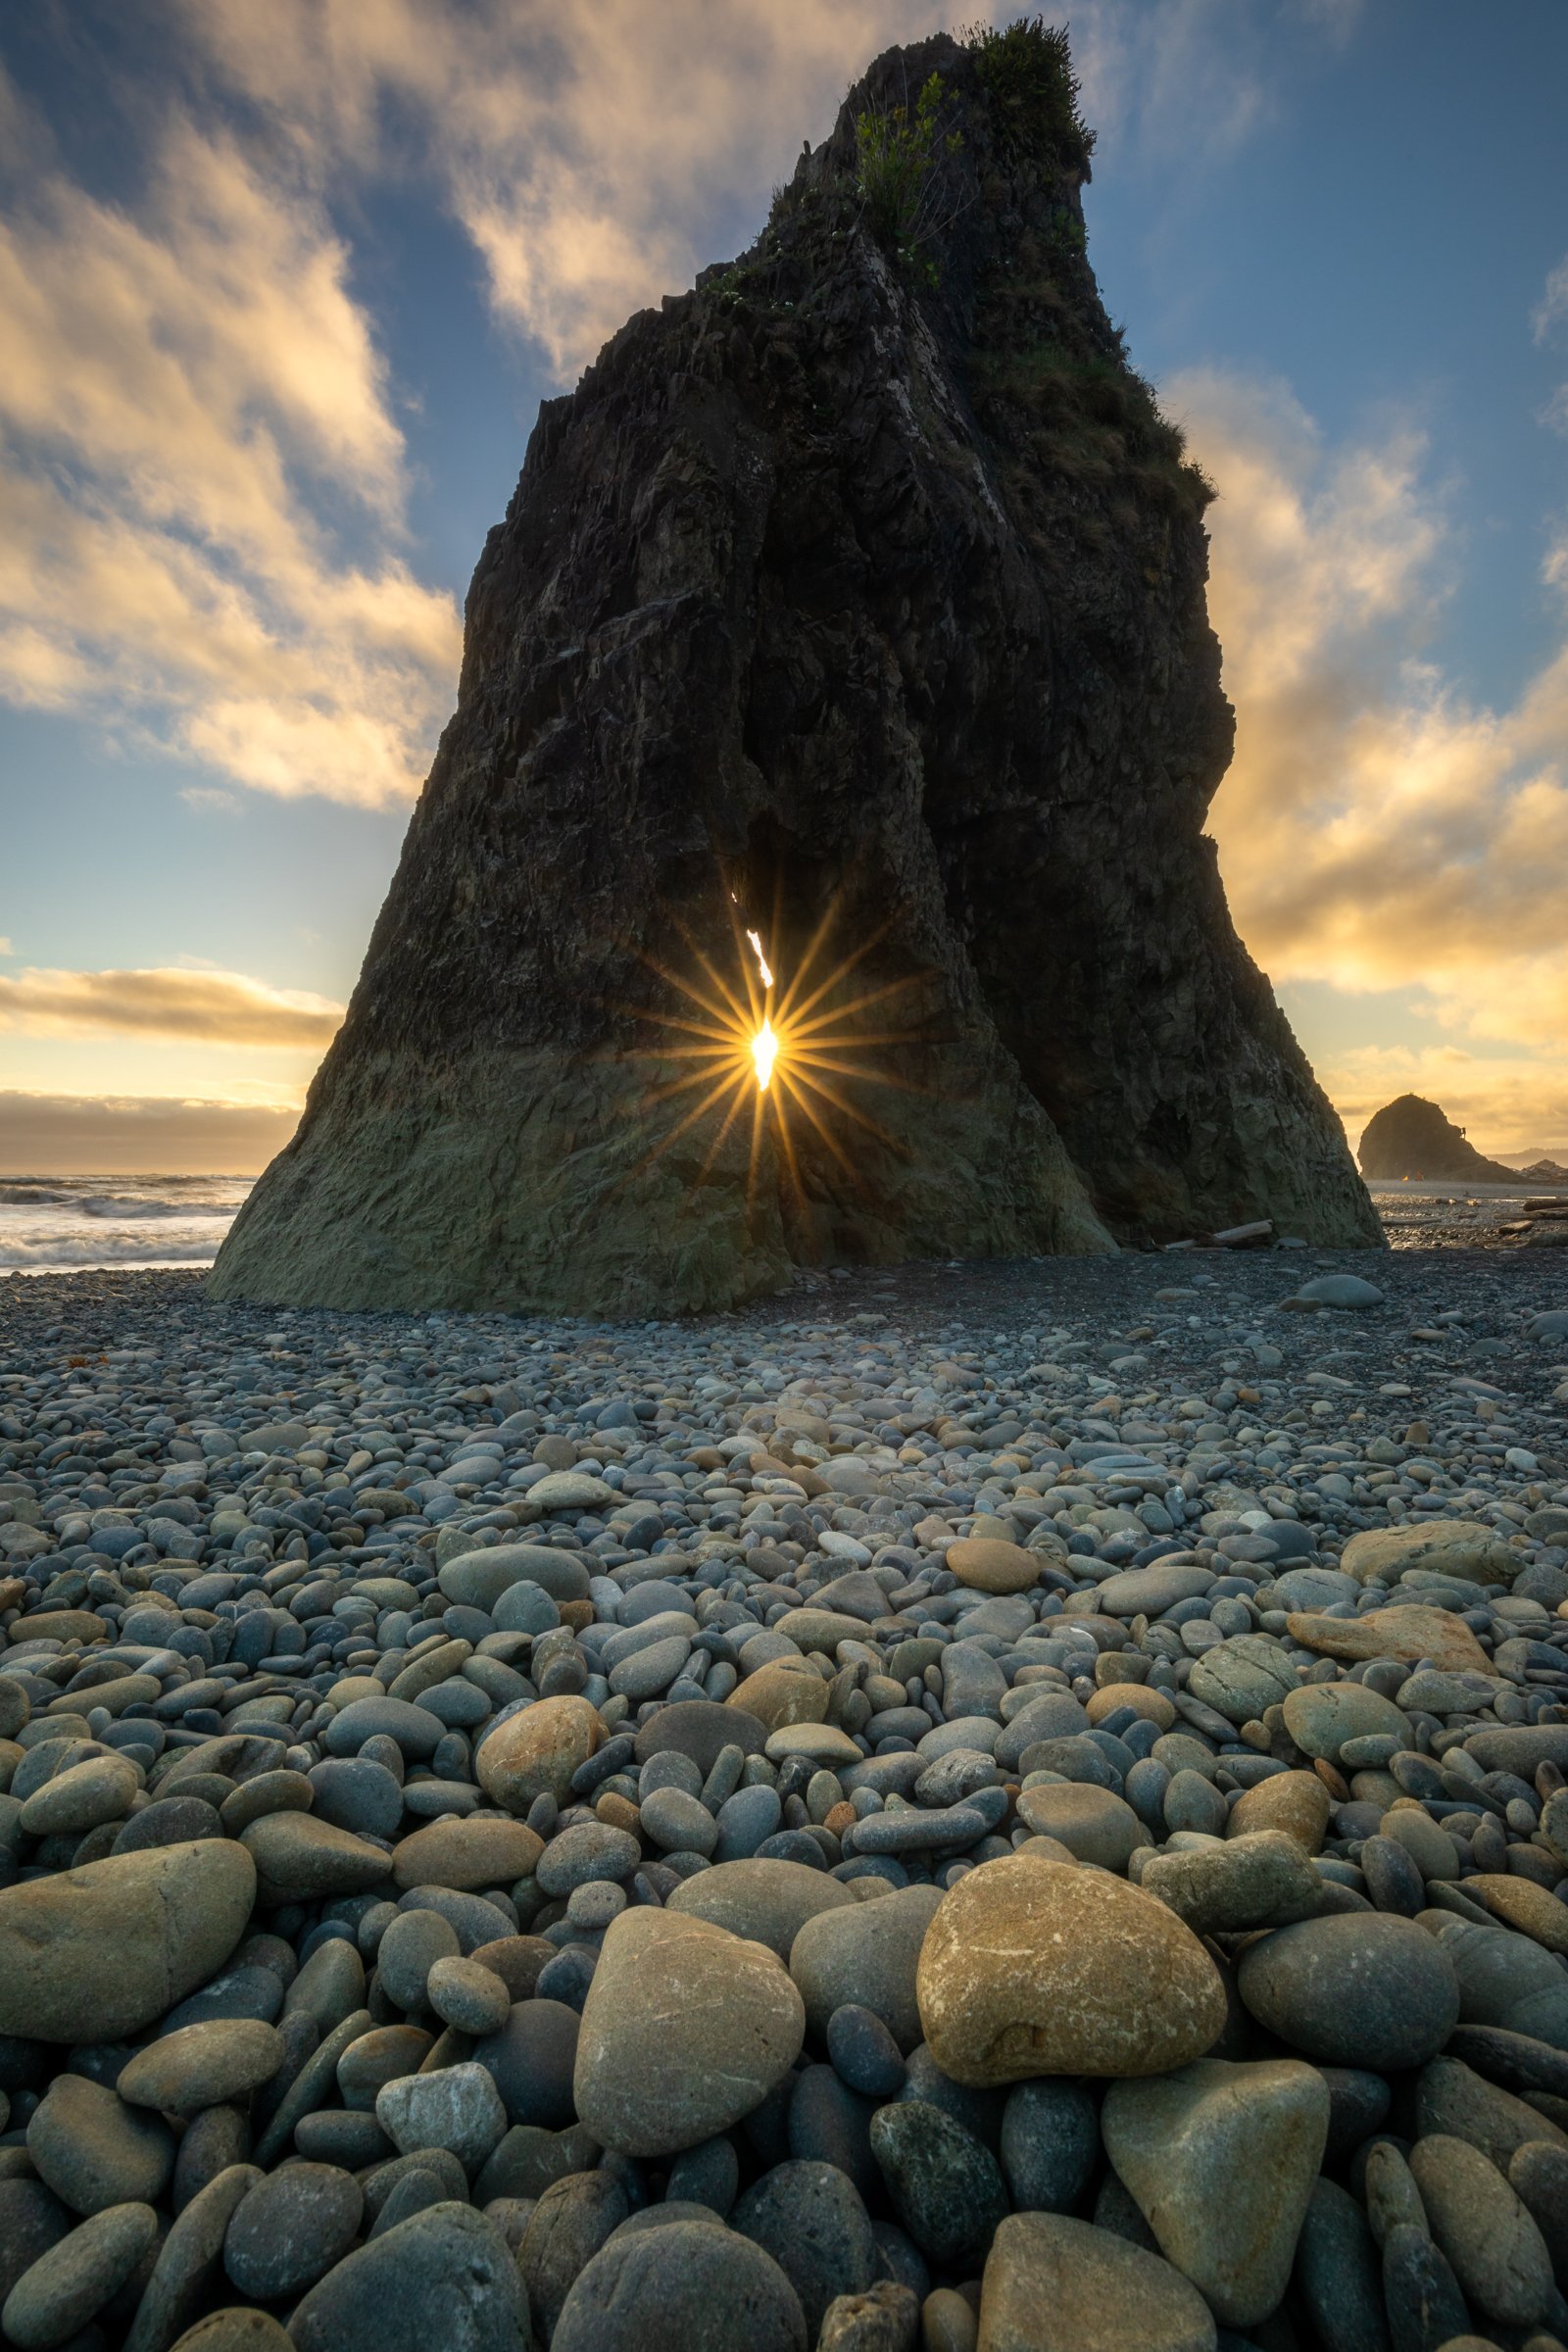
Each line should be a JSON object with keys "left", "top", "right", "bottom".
{"left": 616, "top": 879, "right": 929, "bottom": 1210}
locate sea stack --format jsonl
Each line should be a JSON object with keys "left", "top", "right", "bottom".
{"left": 1357, "top": 1094, "right": 1517, "bottom": 1183}
{"left": 211, "top": 25, "right": 1378, "bottom": 1318}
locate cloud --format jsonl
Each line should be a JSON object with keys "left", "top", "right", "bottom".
{"left": 180, "top": 0, "right": 958, "bottom": 382}
{"left": 0, "top": 0, "right": 1358, "bottom": 822}
{"left": 0, "top": 1090, "right": 299, "bottom": 1176}
{"left": 181, "top": 0, "right": 1356, "bottom": 387}
{"left": 1173, "top": 367, "right": 1568, "bottom": 1144}
{"left": 0, "top": 965, "right": 343, "bottom": 1048}
{"left": 0, "top": 93, "right": 460, "bottom": 806}
{"left": 1534, "top": 254, "right": 1568, "bottom": 344}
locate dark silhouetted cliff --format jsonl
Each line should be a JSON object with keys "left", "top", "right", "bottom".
{"left": 212, "top": 24, "right": 1378, "bottom": 1316}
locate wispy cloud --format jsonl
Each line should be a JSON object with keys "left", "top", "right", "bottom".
{"left": 182, "top": 0, "right": 953, "bottom": 381}
{"left": 0, "top": 87, "right": 460, "bottom": 806}
{"left": 1176, "top": 366, "right": 1568, "bottom": 1139}
{"left": 0, "top": 965, "right": 343, "bottom": 1047}
{"left": 181, "top": 0, "right": 1355, "bottom": 385}
{"left": 1534, "top": 254, "right": 1568, "bottom": 345}
{"left": 0, "top": 1, "right": 1357, "bottom": 828}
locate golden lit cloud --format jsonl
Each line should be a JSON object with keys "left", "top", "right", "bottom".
{"left": 0, "top": 966, "right": 344, "bottom": 1049}
{"left": 0, "top": 102, "right": 460, "bottom": 805}
{"left": 1173, "top": 365, "right": 1568, "bottom": 1152}
{"left": 183, "top": 0, "right": 957, "bottom": 381}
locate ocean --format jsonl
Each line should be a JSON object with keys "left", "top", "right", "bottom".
{"left": 0, "top": 1175, "right": 253, "bottom": 1273}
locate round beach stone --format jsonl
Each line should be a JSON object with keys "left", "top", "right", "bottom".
{"left": 915, "top": 1854, "right": 1226, "bottom": 2086}
{"left": 733, "top": 2160, "right": 877, "bottom": 2337}
{"left": 0, "top": 1838, "right": 256, "bottom": 2042}
{"left": 535, "top": 1821, "right": 641, "bottom": 1897}
{"left": 1086, "top": 1685, "right": 1177, "bottom": 1733}
{"left": 828, "top": 2004, "right": 906, "bottom": 2099}
{"left": 439, "top": 1543, "right": 590, "bottom": 1612}
{"left": 426, "top": 1956, "right": 512, "bottom": 2035}
{"left": 241, "top": 1812, "right": 390, "bottom": 1902}
{"left": 517, "top": 2171, "right": 628, "bottom": 2341}
{"left": 1237, "top": 1912, "right": 1460, "bottom": 2068}
{"left": 553, "top": 2217, "right": 807, "bottom": 2352}
{"left": 324, "top": 1697, "right": 446, "bottom": 1760}
{"left": 2, "top": 2200, "right": 159, "bottom": 2352}
{"left": 1286, "top": 1603, "right": 1490, "bottom": 1675}
{"left": 27, "top": 2074, "right": 174, "bottom": 2215}
{"left": 473, "top": 1999, "right": 580, "bottom": 2130}
{"left": 0, "top": 2180, "right": 73, "bottom": 2312}
{"left": 1408, "top": 2132, "right": 1555, "bottom": 2328}
{"left": 977, "top": 2212, "right": 1218, "bottom": 2352}
{"left": 223, "top": 2163, "right": 364, "bottom": 2301}
{"left": 1280, "top": 1682, "right": 1409, "bottom": 1763}
{"left": 1016, "top": 1786, "right": 1142, "bottom": 1871}
{"left": 764, "top": 1724, "right": 862, "bottom": 1768}
{"left": 868, "top": 2101, "right": 1008, "bottom": 2271}
{"left": 124, "top": 2160, "right": 260, "bottom": 2352}
{"left": 1227, "top": 1771, "right": 1331, "bottom": 1854}
{"left": 947, "top": 1540, "right": 1039, "bottom": 1596}
{"left": 337, "top": 2024, "right": 435, "bottom": 2110}
{"left": 18, "top": 1753, "right": 139, "bottom": 1838}
{"left": 1340, "top": 1520, "right": 1517, "bottom": 1588}
{"left": 172, "top": 2315, "right": 295, "bottom": 2352}
{"left": 789, "top": 1885, "right": 944, "bottom": 2049}
{"left": 1186, "top": 1635, "right": 1298, "bottom": 1727}
{"left": 376, "top": 2064, "right": 509, "bottom": 2174}
{"left": 1466, "top": 1875, "right": 1568, "bottom": 1954}
{"left": 634, "top": 1700, "right": 767, "bottom": 1772}
{"left": 376, "top": 1908, "right": 462, "bottom": 2012}
{"left": 1140, "top": 1831, "right": 1324, "bottom": 1936}
{"left": 573, "top": 1908, "right": 805, "bottom": 2156}
{"left": 478, "top": 1697, "right": 601, "bottom": 1814}
{"left": 1093, "top": 1564, "right": 1213, "bottom": 1618}
{"left": 391, "top": 1816, "right": 543, "bottom": 1893}
{"left": 309, "top": 1756, "right": 402, "bottom": 1839}
{"left": 290, "top": 2201, "right": 527, "bottom": 2352}
{"left": 999, "top": 2081, "right": 1100, "bottom": 2216}
{"left": 118, "top": 2019, "right": 283, "bottom": 2116}
{"left": 1102, "top": 2058, "right": 1330, "bottom": 2327}
{"left": 640, "top": 1785, "right": 718, "bottom": 1856}
{"left": 729, "top": 1664, "right": 830, "bottom": 1733}
{"left": 666, "top": 1858, "right": 856, "bottom": 1959}
{"left": 1381, "top": 1806, "right": 1460, "bottom": 1882}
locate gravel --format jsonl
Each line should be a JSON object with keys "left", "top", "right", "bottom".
{"left": 1, "top": 1243, "right": 1568, "bottom": 2349}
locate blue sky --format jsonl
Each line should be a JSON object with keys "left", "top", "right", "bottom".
{"left": 0, "top": 0, "right": 1565, "bottom": 1168}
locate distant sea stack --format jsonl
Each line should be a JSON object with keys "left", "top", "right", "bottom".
{"left": 1357, "top": 1094, "right": 1517, "bottom": 1183}
{"left": 210, "top": 24, "right": 1379, "bottom": 1319}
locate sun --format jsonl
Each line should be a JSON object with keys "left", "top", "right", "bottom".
{"left": 619, "top": 881, "right": 926, "bottom": 1208}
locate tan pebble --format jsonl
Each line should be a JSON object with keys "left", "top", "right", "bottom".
{"left": 915, "top": 1854, "right": 1225, "bottom": 2086}
{"left": 1227, "top": 1772, "right": 1331, "bottom": 1855}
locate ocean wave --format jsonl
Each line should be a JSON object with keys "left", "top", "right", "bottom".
{"left": 0, "top": 1183, "right": 76, "bottom": 1206}
{"left": 78, "top": 1195, "right": 232, "bottom": 1220}
{"left": 0, "top": 1229, "right": 230, "bottom": 1269}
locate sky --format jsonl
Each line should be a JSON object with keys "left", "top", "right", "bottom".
{"left": 0, "top": 0, "right": 1565, "bottom": 1174}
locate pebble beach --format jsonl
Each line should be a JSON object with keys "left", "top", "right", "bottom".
{"left": 3, "top": 1242, "right": 1568, "bottom": 2352}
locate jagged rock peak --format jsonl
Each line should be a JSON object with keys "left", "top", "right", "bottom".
{"left": 211, "top": 23, "right": 1378, "bottom": 1319}
{"left": 1357, "top": 1094, "right": 1517, "bottom": 1183}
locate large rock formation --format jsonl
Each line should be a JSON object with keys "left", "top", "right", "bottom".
{"left": 1357, "top": 1094, "right": 1517, "bottom": 1184}
{"left": 211, "top": 24, "right": 1378, "bottom": 1319}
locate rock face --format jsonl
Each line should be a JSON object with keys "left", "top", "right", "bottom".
{"left": 210, "top": 26, "right": 1375, "bottom": 1318}
{"left": 1357, "top": 1093, "right": 1516, "bottom": 1182}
